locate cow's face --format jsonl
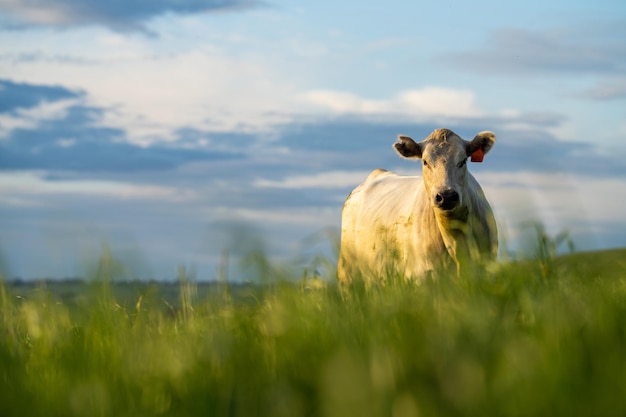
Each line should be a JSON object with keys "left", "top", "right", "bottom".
{"left": 393, "top": 128, "right": 495, "bottom": 213}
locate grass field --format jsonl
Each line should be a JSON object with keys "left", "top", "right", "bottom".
{"left": 1, "top": 244, "right": 626, "bottom": 417}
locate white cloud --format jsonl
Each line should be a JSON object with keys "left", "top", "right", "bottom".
{"left": 215, "top": 206, "right": 339, "bottom": 226}
{"left": 0, "top": 0, "right": 72, "bottom": 26}
{"left": 0, "top": 31, "right": 302, "bottom": 145}
{"left": 0, "top": 0, "right": 258, "bottom": 31}
{"left": 301, "top": 87, "right": 482, "bottom": 119}
{"left": 0, "top": 98, "right": 78, "bottom": 139}
{"left": 0, "top": 22, "right": 490, "bottom": 146}
{"left": 0, "top": 171, "right": 197, "bottom": 204}
{"left": 479, "top": 171, "right": 626, "bottom": 250}
{"left": 580, "top": 78, "right": 626, "bottom": 100}
{"left": 56, "top": 138, "right": 77, "bottom": 147}
{"left": 253, "top": 170, "right": 373, "bottom": 189}
{"left": 442, "top": 26, "right": 626, "bottom": 77}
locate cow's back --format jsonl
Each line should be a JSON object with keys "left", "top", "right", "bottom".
{"left": 338, "top": 169, "right": 450, "bottom": 282}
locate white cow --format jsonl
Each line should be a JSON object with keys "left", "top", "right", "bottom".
{"left": 338, "top": 128, "right": 498, "bottom": 282}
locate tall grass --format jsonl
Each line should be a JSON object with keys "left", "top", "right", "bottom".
{"left": 1, "top": 235, "right": 626, "bottom": 416}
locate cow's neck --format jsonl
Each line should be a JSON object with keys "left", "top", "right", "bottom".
{"left": 434, "top": 204, "right": 480, "bottom": 272}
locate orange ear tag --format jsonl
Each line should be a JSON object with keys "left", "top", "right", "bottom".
{"left": 471, "top": 146, "right": 484, "bottom": 163}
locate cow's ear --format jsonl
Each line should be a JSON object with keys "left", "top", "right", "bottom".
{"left": 394, "top": 135, "right": 423, "bottom": 159}
{"left": 466, "top": 131, "right": 496, "bottom": 162}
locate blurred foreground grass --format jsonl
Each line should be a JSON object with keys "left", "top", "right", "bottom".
{"left": 1, "top": 248, "right": 626, "bottom": 417}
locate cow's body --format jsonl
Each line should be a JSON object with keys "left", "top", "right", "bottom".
{"left": 338, "top": 128, "right": 498, "bottom": 282}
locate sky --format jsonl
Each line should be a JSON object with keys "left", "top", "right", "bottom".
{"left": 0, "top": 0, "right": 625, "bottom": 281}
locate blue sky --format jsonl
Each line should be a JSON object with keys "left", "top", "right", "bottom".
{"left": 1, "top": 0, "right": 625, "bottom": 280}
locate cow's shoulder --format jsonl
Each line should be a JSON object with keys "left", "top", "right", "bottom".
{"left": 365, "top": 168, "right": 392, "bottom": 182}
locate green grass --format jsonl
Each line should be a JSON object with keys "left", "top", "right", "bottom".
{"left": 1, "top": 247, "right": 626, "bottom": 417}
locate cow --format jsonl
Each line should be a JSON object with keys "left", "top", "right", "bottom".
{"left": 337, "top": 128, "right": 498, "bottom": 282}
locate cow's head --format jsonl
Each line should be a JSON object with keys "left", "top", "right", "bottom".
{"left": 393, "top": 128, "right": 495, "bottom": 213}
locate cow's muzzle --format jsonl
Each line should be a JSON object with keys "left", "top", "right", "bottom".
{"left": 434, "top": 189, "right": 460, "bottom": 211}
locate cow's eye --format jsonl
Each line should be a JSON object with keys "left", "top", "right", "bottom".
{"left": 457, "top": 159, "right": 467, "bottom": 168}
{"left": 423, "top": 160, "right": 429, "bottom": 168}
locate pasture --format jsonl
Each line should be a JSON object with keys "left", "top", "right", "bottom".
{"left": 1, "top": 245, "right": 626, "bottom": 417}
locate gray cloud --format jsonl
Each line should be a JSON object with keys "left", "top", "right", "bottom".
{"left": 0, "top": 79, "right": 83, "bottom": 113}
{"left": 578, "top": 79, "right": 626, "bottom": 101}
{"left": 2, "top": 78, "right": 621, "bottom": 181}
{"left": 270, "top": 116, "right": 621, "bottom": 176}
{"left": 3, "top": 97, "right": 621, "bottom": 179}
{"left": 0, "top": 0, "right": 262, "bottom": 32}
{"left": 0, "top": 102, "right": 244, "bottom": 172}
{"left": 440, "top": 23, "right": 626, "bottom": 77}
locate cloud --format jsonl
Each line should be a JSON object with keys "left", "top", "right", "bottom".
{"left": 0, "top": 171, "right": 191, "bottom": 204}
{"left": 0, "top": 79, "right": 83, "bottom": 113}
{"left": 483, "top": 128, "right": 626, "bottom": 179}
{"left": 0, "top": 34, "right": 572, "bottom": 149}
{"left": 2, "top": 78, "right": 620, "bottom": 182}
{"left": 2, "top": 47, "right": 303, "bottom": 144}
{"left": 441, "top": 24, "right": 626, "bottom": 76}
{"left": 480, "top": 171, "right": 626, "bottom": 252}
{"left": 0, "top": 95, "right": 245, "bottom": 172}
{"left": 0, "top": 0, "right": 261, "bottom": 32}
{"left": 0, "top": 79, "right": 86, "bottom": 140}
{"left": 253, "top": 170, "right": 373, "bottom": 189}
{"left": 302, "top": 87, "right": 482, "bottom": 119}
{"left": 578, "top": 78, "right": 626, "bottom": 100}
{"left": 0, "top": 136, "right": 243, "bottom": 172}
{"left": 215, "top": 207, "right": 339, "bottom": 227}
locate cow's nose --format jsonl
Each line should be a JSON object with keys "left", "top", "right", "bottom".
{"left": 435, "top": 189, "right": 459, "bottom": 210}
